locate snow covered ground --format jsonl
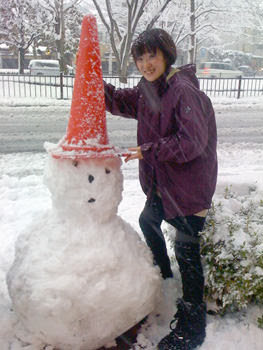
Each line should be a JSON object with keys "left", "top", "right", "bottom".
{"left": 0, "top": 95, "right": 263, "bottom": 110}
{"left": 0, "top": 96, "right": 263, "bottom": 349}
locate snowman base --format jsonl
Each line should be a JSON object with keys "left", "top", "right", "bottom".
{"left": 98, "top": 317, "right": 146, "bottom": 350}
{"left": 7, "top": 156, "right": 162, "bottom": 350}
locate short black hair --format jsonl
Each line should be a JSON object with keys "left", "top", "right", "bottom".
{"left": 131, "top": 28, "right": 177, "bottom": 67}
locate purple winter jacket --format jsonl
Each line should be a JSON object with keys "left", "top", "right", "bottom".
{"left": 104, "top": 64, "right": 218, "bottom": 219}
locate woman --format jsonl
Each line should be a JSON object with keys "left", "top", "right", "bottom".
{"left": 103, "top": 28, "right": 217, "bottom": 350}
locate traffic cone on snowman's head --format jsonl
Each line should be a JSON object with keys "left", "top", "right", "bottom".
{"left": 51, "top": 15, "right": 117, "bottom": 159}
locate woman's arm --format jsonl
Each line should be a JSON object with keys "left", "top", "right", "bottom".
{"left": 104, "top": 81, "right": 140, "bottom": 119}
{"left": 140, "top": 85, "right": 211, "bottom": 164}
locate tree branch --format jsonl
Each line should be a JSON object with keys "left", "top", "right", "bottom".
{"left": 131, "top": 0, "right": 148, "bottom": 33}
{"left": 146, "top": 0, "right": 172, "bottom": 30}
{"left": 105, "top": 0, "right": 122, "bottom": 42}
{"left": 24, "top": 33, "right": 41, "bottom": 50}
{"left": 176, "top": 32, "right": 191, "bottom": 46}
{"left": 173, "top": 24, "right": 185, "bottom": 45}
{"left": 195, "top": 7, "right": 225, "bottom": 21}
{"left": 64, "top": 0, "right": 82, "bottom": 13}
{"left": 39, "top": 0, "right": 56, "bottom": 13}
{"left": 91, "top": 0, "right": 111, "bottom": 33}
{"left": 195, "top": 23, "right": 217, "bottom": 34}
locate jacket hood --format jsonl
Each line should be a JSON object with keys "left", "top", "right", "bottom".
{"left": 171, "top": 64, "right": 199, "bottom": 89}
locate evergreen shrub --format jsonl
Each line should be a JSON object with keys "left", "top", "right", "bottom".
{"left": 165, "top": 185, "right": 263, "bottom": 326}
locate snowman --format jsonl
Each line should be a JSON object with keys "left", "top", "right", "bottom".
{"left": 6, "top": 15, "right": 161, "bottom": 350}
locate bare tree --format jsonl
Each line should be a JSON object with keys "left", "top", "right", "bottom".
{"left": 38, "top": 0, "right": 83, "bottom": 73}
{"left": 188, "top": 0, "right": 222, "bottom": 63}
{"left": 196, "top": 0, "right": 263, "bottom": 67}
{"left": 163, "top": 0, "right": 224, "bottom": 64}
{"left": 91, "top": 0, "right": 172, "bottom": 82}
{"left": 244, "top": 0, "right": 263, "bottom": 32}
{"left": 0, "top": 0, "right": 49, "bottom": 73}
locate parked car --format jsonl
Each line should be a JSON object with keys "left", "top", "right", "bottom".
{"left": 197, "top": 62, "right": 243, "bottom": 78}
{"left": 238, "top": 65, "right": 255, "bottom": 77}
{"left": 29, "top": 59, "right": 74, "bottom": 76}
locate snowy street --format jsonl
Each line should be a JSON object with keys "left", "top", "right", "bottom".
{"left": 0, "top": 96, "right": 263, "bottom": 350}
{"left": 0, "top": 98, "right": 263, "bottom": 153}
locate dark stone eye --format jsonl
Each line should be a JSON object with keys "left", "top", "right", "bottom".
{"left": 105, "top": 168, "right": 111, "bottom": 174}
{"left": 88, "top": 198, "right": 96, "bottom": 203}
{"left": 73, "top": 160, "right": 78, "bottom": 167}
{"left": 88, "top": 174, "right": 94, "bottom": 183}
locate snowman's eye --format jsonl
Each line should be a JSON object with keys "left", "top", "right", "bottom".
{"left": 105, "top": 168, "right": 111, "bottom": 174}
{"left": 72, "top": 160, "right": 78, "bottom": 167}
{"left": 88, "top": 198, "right": 96, "bottom": 203}
{"left": 88, "top": 174, "right": 94, "bottom": 183}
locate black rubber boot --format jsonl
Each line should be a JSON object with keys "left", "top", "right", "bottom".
{"left": 158, "top": 298, "right": 207, "bottom": 350}
{"left": 175, "top": 240, "right": 204, "bottom": 305}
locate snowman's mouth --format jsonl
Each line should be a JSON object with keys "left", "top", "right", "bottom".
{"left": 88, "top": 198, "right": 96, "bottom": 203}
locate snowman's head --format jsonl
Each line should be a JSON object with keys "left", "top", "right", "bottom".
{"left": 44, "top": 155, "right": 123, "bottom": 222}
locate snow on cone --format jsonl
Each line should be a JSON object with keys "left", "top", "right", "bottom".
{"left": 7, "top": 14, "right": 161, "bottom": 350}
{"left": 52, "top": 15, "right": 115, "bottom": 159}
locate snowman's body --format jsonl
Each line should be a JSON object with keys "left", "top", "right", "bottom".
{"left": 7, "top": 156, "right": 161, "bottom": 350}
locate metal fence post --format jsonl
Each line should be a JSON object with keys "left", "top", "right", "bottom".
{"left": 60, "top": 72, "right": 63, "bottom": 99}
{"left": 237, "top": 75, "right": 242, "bottom": 99}
{"left": 1, "top": 73, "right": 263, "bottom": 99}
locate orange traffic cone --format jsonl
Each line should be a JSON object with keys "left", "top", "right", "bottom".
{"left": 51, "top": 15, "right": 117, "bottom": 159}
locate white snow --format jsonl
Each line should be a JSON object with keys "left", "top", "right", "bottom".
{"left": 0, "top": 96, "right": 263, "bottom": 349}
{"left": 6, "top": 154, "right": 161, "bottom": 350}
{"left": 0, "top": 95, "right": 263, "bottom": 110}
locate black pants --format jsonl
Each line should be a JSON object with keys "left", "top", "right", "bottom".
{"left": 139, "top": 194, "right": 206, "bottom": 305}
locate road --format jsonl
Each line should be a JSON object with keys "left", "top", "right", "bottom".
{"left": 0, "top": 105, "right": 262, "bottom": 153}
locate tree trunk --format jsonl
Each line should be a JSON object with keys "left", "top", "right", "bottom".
{"left": 119, "top": 35, "right": 133, "bottom": 83}
{"left": 119, "top": 69, "right": 128, "bottom": 84}
{"left": 33, "top": 43, "right": 37, "bottom": 58}
{"left": 108, "top": 48, "right": 113, "bottom": 75}
{"left": 118, "top": 60, "right": 128, "bottom": 83}
{"left": 188, "top": 0, "right": 196, "bottom": 64}
{"left": 119, "top": 76, "right": 128, "bottom": 84}
{"left": 59, "top": 13, "right": 67, "bottom": 74}
{"left": 55, "top": 11, "right": 67, "bottom": 74}
{"left": 18, "top": 48, "right": 25, "bottom": 74}
{"left": 56, "top": 37, "right": 67, "bottom": 74}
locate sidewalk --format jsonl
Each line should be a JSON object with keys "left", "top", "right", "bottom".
{"left": 0, "top": 96, "right": 263, "bottom": 110}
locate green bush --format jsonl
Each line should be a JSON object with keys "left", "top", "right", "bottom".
{"left": 164, "top": 185, "right": 263, "bottom": 326}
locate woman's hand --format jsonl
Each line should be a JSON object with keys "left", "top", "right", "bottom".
{"left": 124, "top": 146, "right": 143, "bottom": 163}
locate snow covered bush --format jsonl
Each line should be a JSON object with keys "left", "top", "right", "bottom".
{"left": 201, "top": 185, "right": 263, "bottom": 326}
{"left": 165, "top": 184, "right": 263, "bottom": 326}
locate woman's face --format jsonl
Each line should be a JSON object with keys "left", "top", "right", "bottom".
{"left": 136, "top": 48, "right": 167, "bottom": 82}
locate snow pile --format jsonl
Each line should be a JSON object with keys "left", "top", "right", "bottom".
{"left": 0, "top": 146, "right": 263, "bottom": 349}
{"left": 6, "top": 155, "right": 161, "bottom": 350}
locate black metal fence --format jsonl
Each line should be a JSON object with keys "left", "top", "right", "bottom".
{"left": 0, "top": 73, "right": 263, "bottom": 99}
{"left": 0, "top": 73, "right": 74, "bottom": 99}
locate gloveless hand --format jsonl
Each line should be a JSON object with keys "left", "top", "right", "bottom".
{"left": 124, "top": 146, "right": 143, "bottom": 163}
